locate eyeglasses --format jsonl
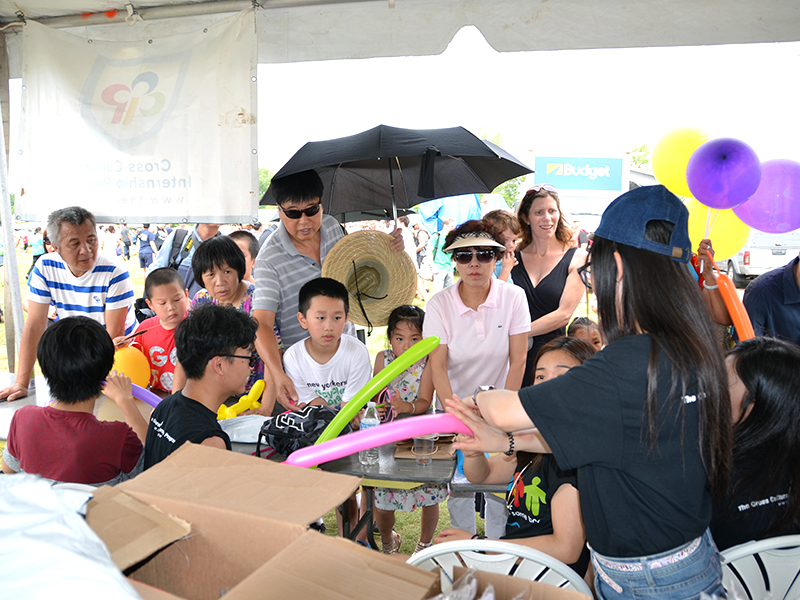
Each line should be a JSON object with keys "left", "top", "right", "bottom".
{"left": 279, "top": 203, "right": 322, "bottom": 219}
{"left": 577, "top": 261, "right": 592, "bottom": 290}
{"left": 220, "top": 354, "right": 258, "bottom": 369}
{"left": 452, "top": 249, "right": 496, "bottom": 265}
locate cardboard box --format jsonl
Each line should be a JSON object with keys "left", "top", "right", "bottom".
{"left": 441, "top": 567, "right": 588, "bottom": 600}
{"left": 84, "top": 443, "right": 437, "bottom": 600}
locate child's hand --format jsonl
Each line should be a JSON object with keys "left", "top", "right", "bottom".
{"left": 501, "top": 248, "right": 518, "bottom": 271}
{"left": 104, "top": 371, "right": 134, "bottom": 405}
{"left": 376, "top": 401, "right": 387, "bottom": 419}
{"left": 350, "top": 412, "right": 361, "bottom": 431}
{"left": 112, "top": 335, "right": 130, "bottom": 348}
{"left": 388, "top": 388, "right": 409, "bottom": 416}
{"left": 434, "top": 528, "right": 475, "bottom": 544}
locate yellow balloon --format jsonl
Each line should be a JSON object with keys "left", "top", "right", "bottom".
{"left": 686, "top": 197, "right": 751, "bottom": 262}
{"left": 113, "top": 346, "right": 151, "bottom": 388}
{"left": 652, "top": 127, "right": 712, "bottom": 197}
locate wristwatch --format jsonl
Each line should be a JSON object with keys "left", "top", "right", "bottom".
{"left": 472, "top": 385, "right": 495, "bottom": 407}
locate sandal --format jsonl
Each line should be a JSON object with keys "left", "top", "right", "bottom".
{"left": 412, "top": 540, "right": 432, "bottom": 555}
{"left": 381, "top": 530, "right": 402, "bottom": 555}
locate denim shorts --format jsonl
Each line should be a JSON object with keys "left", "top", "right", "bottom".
{"left": 590, "top": 530, "right": 726, "bottom": 599}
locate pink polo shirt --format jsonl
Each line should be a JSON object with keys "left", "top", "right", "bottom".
{"left": 423, "top": 278, "right": 531, "bottom": 397}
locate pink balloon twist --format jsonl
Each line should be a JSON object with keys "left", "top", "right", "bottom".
{"left": 283, "top": 413, "right": 473, "bottom": 469}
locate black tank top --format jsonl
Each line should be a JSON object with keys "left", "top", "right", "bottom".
{"left": 511, "top": 247, "right": 576, "bottom": 387}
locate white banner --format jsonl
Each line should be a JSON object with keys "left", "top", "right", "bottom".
{"left": 18, "top": 8, "right": 258, "bottom": 223}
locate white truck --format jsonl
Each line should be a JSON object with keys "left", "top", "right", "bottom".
{"left": 721, "top": 230, "right": 800, "bottom": 288}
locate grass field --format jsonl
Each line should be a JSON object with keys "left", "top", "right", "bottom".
{"left": 0, "top": 244, "right": 597, "bottom": 556}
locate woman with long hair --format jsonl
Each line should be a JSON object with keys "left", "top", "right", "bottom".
{"left": 447, "top": 185, "right": 732, "bottom": 599}
{"left": 512, "top": 185, "right": 587, "bottom": 387}
{"left": 711, "top": 337, "right": 800, "bottom": 550}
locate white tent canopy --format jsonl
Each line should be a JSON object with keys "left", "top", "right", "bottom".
{"left": 0, "top": 0, "right": 799, "bottom": 77}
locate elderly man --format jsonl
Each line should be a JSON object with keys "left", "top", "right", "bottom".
{"left": 0, "top": 206, "right": 136, "bottom": 401}
{"left": 253, "top": 170, "right": 403, "bottom": 408}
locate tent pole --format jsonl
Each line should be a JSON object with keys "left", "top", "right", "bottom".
{"left": 0, "top": 36, "right": 23, "bottom": 371}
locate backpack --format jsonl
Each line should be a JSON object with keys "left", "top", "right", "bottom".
{"left": 167, "top": 229, "right": 204, "bottom": 299}
{"left": 256, "top": 405, "right": 352, "bottom": 457}
{"left": 167, "top": 228, "right": 191, "bottom": 270}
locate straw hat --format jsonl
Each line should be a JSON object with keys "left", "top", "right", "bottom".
{"left": 322, "top": 230, "right": 417, "bottom": 328}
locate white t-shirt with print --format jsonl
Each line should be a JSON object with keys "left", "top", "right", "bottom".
{"left": 283, "top": 334, "right": 372, "bottom": 410}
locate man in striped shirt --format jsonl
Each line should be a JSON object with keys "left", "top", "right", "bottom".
{"left": 1, "top": 206, "right": 135, "bottom": 401}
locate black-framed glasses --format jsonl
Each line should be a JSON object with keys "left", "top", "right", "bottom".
{"left": 279, "top": 203, "right": 322, "bottom": 219}
{"left": 220, "top": 354, "right": 258, "bottom": 369}
{"left": 577, "top": 261, "right": 592, "bottom": 290}
{"left": 453, "top": 249, "right": 496, "bottom": 265}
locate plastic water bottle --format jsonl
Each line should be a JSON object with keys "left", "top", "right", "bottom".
{"left": 358, "top": 401, "right": 380, "bottom": 466}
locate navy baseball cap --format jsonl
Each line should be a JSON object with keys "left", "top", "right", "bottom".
{"left": 593, "top": 185, "right": 691, "bottom": 263}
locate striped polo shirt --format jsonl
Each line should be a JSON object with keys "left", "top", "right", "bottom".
{"left": 28, "top": 253, "right": 136, "bottom": 335}
{"left": 253, "top": 214, "right": 354, "bottom": 349}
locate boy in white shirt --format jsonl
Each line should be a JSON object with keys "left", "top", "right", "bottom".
{"left": 283, "top": 277, "right": 372, "bottom": 542}
{"left": 283, "top": 277, "right": 372, "bottom": 411}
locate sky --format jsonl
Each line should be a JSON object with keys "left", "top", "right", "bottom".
{"left": 256, "top": 27, "right": 800, "bottom": 180}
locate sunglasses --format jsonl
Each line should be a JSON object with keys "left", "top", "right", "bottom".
{"left": 279, "top": 203, "right": 322, "bottom": 219}
{"left": 577, "top": 261, "right": 592, "bottom": 290}
{"left": 453, "top": 249, "right": 497, "bottom": 265}
{"left": 528, "top": 184, "right": 557, "bottom": 194}
{"left": 220, "top": 354, "right": 258, "bottom": 369}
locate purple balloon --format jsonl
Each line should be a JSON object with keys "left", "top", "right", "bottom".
{"left": 132, "top": 383, "right": 162, "bottom": 408}
{"left": 733, "top": 159, "right": 800, "bottom": 234}
{"left": 686, "top": 138, "right": 761, "bottom": 209}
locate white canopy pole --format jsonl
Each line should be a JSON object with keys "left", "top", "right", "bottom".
{"left": 0, "top": 35, "right": 23, "bottom": 371}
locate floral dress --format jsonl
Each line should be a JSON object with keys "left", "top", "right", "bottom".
{"left": 374, "top": 349, "right": 448, "bottom": 512}
{"left": 190, "top": 283, "right": 281, "bottom": 392}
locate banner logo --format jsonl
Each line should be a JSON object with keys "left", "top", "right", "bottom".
{"left": 101, "top": 72, "right": 166, "bottom": 125}
{"left": 546, "top": 163, "right": 563, "bottom": 176}
{"left": 80, "top": 52, "right": 191, "bottom": 151}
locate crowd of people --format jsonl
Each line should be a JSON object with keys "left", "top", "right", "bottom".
{"left": 2, "top": 175, "right": 800, "bottom": 599}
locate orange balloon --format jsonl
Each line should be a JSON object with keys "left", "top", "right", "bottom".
{"left": 716, "top": 273, "right": 755, "bottom": 340}
{"left": 113, "top": 346, "right": 151, "bottom": 388}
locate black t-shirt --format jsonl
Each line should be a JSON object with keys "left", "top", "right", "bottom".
{"left": 503, "top": 454, "right": 590, "bottom": 576}
{"left": 711, "top": 456, "right": 799, "bottom": 550}
{"left": 519, "top": 334, "right": 710, "bottom": 558}
{"left": 144, "top": 391, "right": 231, "bottom": 469}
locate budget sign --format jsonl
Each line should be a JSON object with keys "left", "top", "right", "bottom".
{"left": 534, "top": 156, "right": 624, "bottom": 191}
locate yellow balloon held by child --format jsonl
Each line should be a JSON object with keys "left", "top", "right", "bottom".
{"left": 685, "top": 197, "right": 751, "bottom": 262}
{"left": 112, "top": 346, "right": 150, "bottom": 388}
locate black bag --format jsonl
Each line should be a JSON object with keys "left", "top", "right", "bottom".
{"left": 256, "top": 405, "right": 352, "bottom": 457}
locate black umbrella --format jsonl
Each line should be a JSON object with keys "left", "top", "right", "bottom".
{"left": 261, "top": 125, "right": 532, "bottom": 220}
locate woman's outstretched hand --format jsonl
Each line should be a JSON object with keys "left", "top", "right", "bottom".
{"left": 446, "top": 394, "right": 512, "bottom": 455}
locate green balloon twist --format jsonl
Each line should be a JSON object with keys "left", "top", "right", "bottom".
{"left": 313, "top": 336, "right": 440, "bottom": 446}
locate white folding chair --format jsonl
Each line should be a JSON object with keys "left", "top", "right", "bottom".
{"left": 721, "top": 534, "right": 800, "bottom": 600}
{"left": 407, "top": 539, "right": 593, "bottom": 597}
